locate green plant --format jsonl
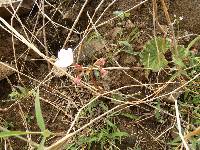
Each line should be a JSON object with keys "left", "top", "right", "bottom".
{"left": 168, "top": 91, "right": 200, "bottom": 149}
{"left": 0, "top": 88, "right": 52, "bottom": 149}
{"left": 113, "top": 10, "right": 130, "bottom": 20}
{"left": 65, "top": 119, "right": 128, "bottom": 150}
{"left": 80, "top": 101, "right": 108, "bottom": 117}
{"left": 182, "top": 92, "right": 200, "bottom": 126}
{"left": 65, "top": 101, "right": 129, "bottom": 149}
{"left": 140, "top": 36, "right": 200, "bottom": 73}
{"left": 172, "top": 45, "right": 189, "bottom": 68}
{"left": 169, "top": 133, "right": 200, "bottom": 150}
{"left": 154, "top": 100, "right": 165, "bottom": 123}
{"left": 2, "top": 121, "right": 14, "bottom": 130}
{"left": 86, "top": 31, "right": 102, "bottom": 44}
{"left": 117, "top": 27, "right": 140, "bottom": 55}
{"left": 9, "top": 86, "right": 31, "bottom": 100}
{"left": 140, "top": 37, "right": 170, "bottom": 72}
{"left": 120, "top": 113, "right": 140, "bottom": 121}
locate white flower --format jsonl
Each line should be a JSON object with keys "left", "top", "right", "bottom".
{"left": 55, "top": 48, "right": 73, "bottom": 68}
{"left": 179, "top": 16, "right": 183, "bottom": 21}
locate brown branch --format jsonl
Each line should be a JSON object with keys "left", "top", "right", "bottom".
{"left": 62, "top": 0, "right": 90, "bottom": 48}
{"left": 160, "top": 0, "right": 177, "bottom": 55}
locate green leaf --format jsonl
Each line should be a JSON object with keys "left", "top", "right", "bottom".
{"left": 140, "top": 37, "right": 170, "bottom": 72}
{"left": 106, "top": 120, "right": 116, "bottom": 129}
{"left": 42, "top": 129, "right": 51, "bottom": 138}
{"left": 168, "top": 136, "right": 181, "bottom": 146}
{"left": 187, "top": 35, "right": 200, "bottom": 51}
{"left": 99, "top": 102, "right": 108, "bottom": 111}
{"left": 35, "top": 88, "right": 45, "bottom": 131}
{"left": 64, "top": 143, "right": 77, "bottom": 150}
{"left": 98, "top": 129, "right": 105, "bottom": 141}
{"left": 173, "top": 45, "right": 189, "bottom": 67}
{"left": 113, "top": 11, "right": 130, "bottom": 20}
{"left": 38, "top": 129, "right": 52, "bottom": 149}
{"left": 177, "top": 45, "right": 189, "bottom": 58}
{"left": 118, "top": 40, "right": 134, "bottom": 54}
{"left": 15, "top": 86, "right": 27, "bottom": 94}
{"left": 38, "top": 137, "right": 46, "bottom": 150}
{"left": 173, "top": 57, "right": 186, "bottom": 67}
{"left": 86, "top": 136, "right": 98, "bottom": 143}
{"left": 9, "top": 90, "right": 20, "bottom": 99}
{"left": 128, "top": 27, "right": 140, "bottom": 42}
{"left": 192, "top": 96, "right": 200, "bottom": 105}
{"left": 119, "top": 40, "right": 131, "bottom": 47}
{"left": 93, "top": 70, "right": 100, "bottom": 79}
{"left": 86, "top": 32, "right": 101, "bottom": 43}
{"left": 124, "top": 12, "right": 130, "bottom": 18}
{"left": 0, "top": 131, "right": 39, "bottom": 138}
{"left": 111, "top": 131, "right": 129, "bottom": 138}
{"left": 98, "top": 129, "right": 109, "bottom": 141}
{"left": 121, "top": 113, "right": 140, "bottom": 121}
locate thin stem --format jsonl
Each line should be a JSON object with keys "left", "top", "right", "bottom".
{"left": 173, "top": 96, "right": 189, "bottom": 150}
{"left": 62, "top": 0, "right": 89, "bottom": 48}
{"left": 160, "top": 0, "right": 177, "bottom": 55}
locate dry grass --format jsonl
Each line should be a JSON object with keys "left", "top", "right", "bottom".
{"left": 0, "top": 0, "right": 199, "bottom": 149}
{"left": 0, "top": 0, "right": 22, "bottom": 6}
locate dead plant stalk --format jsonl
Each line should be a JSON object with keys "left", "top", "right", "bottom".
{"left": 62, "top": 0, "right": 90, "bottom": 48}
{"left": 160, "top": 0, "right": 178, "bottom": 55}
{"left": 172, "top": 95, "right": 189, "bottom": 150}
{"left": 0, "top": 17, "right": 99, "bottom": 95}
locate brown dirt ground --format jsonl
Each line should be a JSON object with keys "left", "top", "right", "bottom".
{"left": 0, "top": 0, "right": 200, "bottom": 150}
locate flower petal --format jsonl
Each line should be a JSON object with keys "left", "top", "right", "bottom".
{"left": 73, "top": 75, "right": 82, "bottom": 85}
{"left": 94, "top": 58, "right": 106, "bottom": 66}
{"left": 55, "top": 48, "right": 74, "bottom": 67}
{"left": 100, "top": 68, "right": 108, "bottom": 77}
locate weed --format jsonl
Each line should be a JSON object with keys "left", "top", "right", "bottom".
{"left": 139, "top": 35, "right": 200, "bottom": 73}
{"left": 113, "top": 10, "right": 130, "bottom": 21}
{"left": 168, "top": 91, "right": 200, "bottom": 149}
{"left": 139, "top": 35, "right": 200, "bottom": 149}
{"left": 9, "top": 86, "right": 32, "bottom": 100}
{"left": 0, "top": 88, "right": 52, "bottom": 149}
{"left": 65, "top": 118, "right": 129, "bottom": 149}
{"left": 169, "top": 135, "right": 200, "bottom": 150}
{"left": 120, "top": 112, "right": 141, "bottom": 121}
{"left": 2, "top": 121, "right": 14, "bottom": 130}
{"left": 140, "top": 37, "right": 170, "bottom": 72}
{"left": 0, "top": 1, "right": 199, "bottom": 149}
{"left": 181, "top": 92, "right": 200, "bottom": 126}
{"left": 116, "top": 26, "right": 140, "bottom": 55}
{"left": 154, "top": 100, "right": 165, "bottom": 123}
{"left": 65, "top": 101, "right": 129, "bottom": 149}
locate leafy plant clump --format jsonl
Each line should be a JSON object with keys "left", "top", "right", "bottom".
{"left": 65, "top": 101, "right": 129, "bottom": 150}
{"left": 65, "top": 119, "right": 129, "bottom": 150}
{"left": 140, "top": 37, "right": 170, "bottom": 72}
{"left": 0, "top": 88, "right": 52, "bottom": 149}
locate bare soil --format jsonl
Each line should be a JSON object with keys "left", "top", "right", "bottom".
{"left": 0, "top": 0, "right": 199, "bottom": 149}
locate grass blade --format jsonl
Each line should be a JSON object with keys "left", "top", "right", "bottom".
{"left": 35, "top": 88, "right": 45, "bottom": 131}
{"left": 38, "top": 137, "right": 46, "bottom": 150}
{"left": 0, "top": 131, "right": 40, "bottom": 138}
{"left": 187, "top": 35, "right": 200, "bottom": 51}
